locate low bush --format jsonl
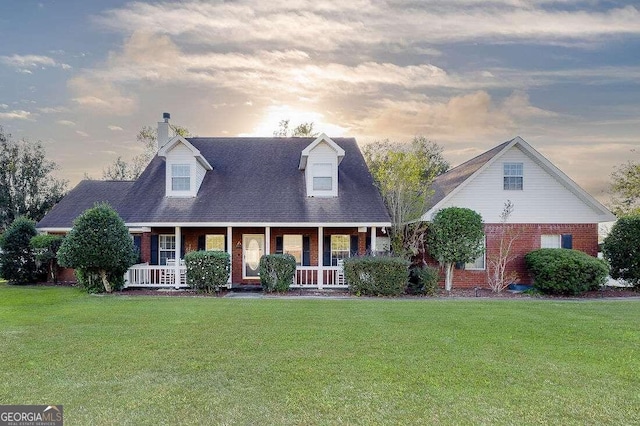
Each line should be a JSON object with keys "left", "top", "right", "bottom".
{"left": 407, "top": 264, "right": 440, "bottom": 296}
{"left": 344, "top": 256, "right": 409, "bottom": 296}
{"left": 525, "top": 249, "right": 608, "bottom": 295}
{"left": 259, "top": 254, "right": 296, "bottom": 293}
{"left": 184, "top": 251, "right": 230, "bottom": 293}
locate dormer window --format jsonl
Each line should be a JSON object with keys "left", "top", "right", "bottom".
{"left": 171, "top": 164, "right": 191, "bottom": 191}
{"left": 312, "top": 163, "right": 333, "bottom": 191}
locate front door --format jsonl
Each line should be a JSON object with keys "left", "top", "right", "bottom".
{"left": 243, "top": 234, "right": 264, "bottom": 279}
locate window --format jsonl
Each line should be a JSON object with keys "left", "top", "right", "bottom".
{"left": 541, "top": 234, "right": 572, "bottom": 249}
{"left": 206, "top": 235, "right": 225, "bottom": 251}
{"left": 283, "top": 235, "right": 303, "bottom": 265}
{"left": 503, "top": 162, "right": 523, "bottom": 190}
{"left": 541, "top": 235, "right": 561, "bottom": 249}
{"left": 313, "top": 163, "right": 332, "bottom": 191}
{"left": 171, "top": 164, "right": 191, "bottom": 191}
{"left": 465, "top": 237, "right": 485, "bottom": 270}
{"left": 331, "top": 235, "right": 350, "bottom": 264}
{"left": 159, "top": 234, "right": 176, "bottom": 265}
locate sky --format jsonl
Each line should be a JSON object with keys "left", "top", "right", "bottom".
{"left": 1, "top": 0, "right": 639, "bottom": 204}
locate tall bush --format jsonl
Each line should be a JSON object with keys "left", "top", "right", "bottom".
{"left": 525, "top": 249, "right": 608, "bottom": 295}
{"left": 0, "top": 216, "right": 39, "bottom": 283}
{"left": 30, "top": 234, "right": 63, "bottom": 283}
{"left": 602, "top": 215, "right": 640, "bottom": 288}
{"left": 57, "top": 203, "right": 137, "bottom": 293}
{"left": 184, "top": 250, "right": 230, "bottom": 293}
{"left": 407, "top": 264, "right": 440, "bottom": 296}
{"left": 344, "top": 256, "right": 409, "bottom": 296}
{"left": 259, "top": 254, "right": 296, "bottom": 293}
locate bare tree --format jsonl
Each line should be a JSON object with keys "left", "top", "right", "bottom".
{"left": 486, "top": 200, "right": 520, "bottom": 292}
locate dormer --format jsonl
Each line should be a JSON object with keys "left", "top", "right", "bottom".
{"left": 299, "top": 134, "right": 345, "bottom": 197}
{"left": 158, "top": 135, "right": 212, "bottom": 198}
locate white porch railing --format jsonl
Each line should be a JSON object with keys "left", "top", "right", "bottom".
{"left": 124, "top": 263, "right": 188, "bottom": 288}
{"left": 292, "top": 266, "right": 347, "bottom": 288}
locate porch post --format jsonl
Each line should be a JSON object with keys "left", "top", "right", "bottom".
{"left": 227, "top": 226, "right": 232, "bottom": 285}
{"left": 371, "top": 226, "right": 377, "bottom": 256}
{"left": 317, "top": 226, "right": 324, "bottom": 289}
{"left": 265, "top": 226, "right": 271, "bottom": 255}
{"left": 174, "top": 226, "right": 181, "bottom": 286}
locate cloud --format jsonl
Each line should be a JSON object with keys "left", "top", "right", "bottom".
{"left": 57, "top": 120, "right": 76, "bottom": 127}
{"left": 0, "top": 104, "right": 7, "bottom": 109}
{"left": 0, "top": 54, "right": 71, "bottom": 71}
{"left": 75, "top": 130, "right": 89, "bottom": 137}
{"left": 38, "top": 106, "right": 70, "bottom": 114}
{"left": 108, "top": 125, "right": 124, "bottom": 131}
{"left": 68, "top": 75, "right": 137, "bottom": 115}
{"left": 0, "top": 110, "right": 33, "bottom": 120}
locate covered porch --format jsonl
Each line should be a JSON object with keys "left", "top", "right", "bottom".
{"left": 124, "top": 223, "right": 390, "bottom": 289}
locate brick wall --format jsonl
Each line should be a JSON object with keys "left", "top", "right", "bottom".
{"left": 427, "top": 223, "right": 599, "bottom": 289}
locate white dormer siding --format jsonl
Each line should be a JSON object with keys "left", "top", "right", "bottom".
{"left": 159, "top": 137, "right": 213, "bottom": 198}
{"left": 299, "top": 134, "right": 345, "bottom": 197}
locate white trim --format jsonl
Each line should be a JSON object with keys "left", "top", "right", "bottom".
{"left": 317, "top": 226, "right": 323, "bottom": 288}
{"left": 298, "top": 134, "right": 345, "bottom": 170}
{"left": 371, "top": 226, "right": 377, "bottom": 254}
{"left": 226, "top": 226, "right": 233, "bottom": 284}
{"left": 36, "top": 227, "right": 72, "bottom": 233}
{"left": 125, "top": 221, "right": 391, "bottom": 228}
{"left": 158, "top": 135, "right": 213, "bottom": 170}
{"left": 422, "top": 136, "right": 616, "bottom": 222}
{"left": 242, "top": 234, "right": 264, "bottom": 280}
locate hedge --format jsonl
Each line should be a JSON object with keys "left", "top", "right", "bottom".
{"left": 524, "top": 248, "right": 608, "bottom": 295}
{"left": 184, "top": 250, "right": 230, "bottom": 293}
{"left": 407, "top": 264, "right": 440, "bottom": 296}
{"left": 259, "top": 254, "right": 296, "bottom": 293}
{"left": 344, "top": 256, "right": 409, "bottom": 296}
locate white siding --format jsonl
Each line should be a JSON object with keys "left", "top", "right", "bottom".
{"left": 164, "top": 143, "right": 199, "bottom": 197}
{"left": 195, "top": 162, "right": 206, "bottom": 192}
{"left": 435, "top": 145, "right": 608, "bottom": 224}
{"left": 306, "top": 141, "right": 339, "bottom": 197}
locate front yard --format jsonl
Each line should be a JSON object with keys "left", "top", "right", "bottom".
{"left": 1, "top": 284, "right": 638, "bottom": 424}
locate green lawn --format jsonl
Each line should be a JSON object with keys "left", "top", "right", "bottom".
{"left": 1, "top": 285, "right": 638, "bottom": 425}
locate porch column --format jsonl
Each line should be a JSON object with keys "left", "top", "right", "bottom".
{"left": 371, "top": 226, "right": 377, "bottom": 256}
{"left": 227, "top": 226, "right": 233, "bottom": 285}
{"left": 317, "top": 226, "right": 324, "bottom": 289}
{"left": 265, "top": 226, "right": 271, "bottom": 255}
{"left": 174, "top": 226, "right": 181, "bottom": 286}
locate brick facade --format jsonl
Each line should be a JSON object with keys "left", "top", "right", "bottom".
{"left": 427, "top": 223, "right": 599, "bottom": 288}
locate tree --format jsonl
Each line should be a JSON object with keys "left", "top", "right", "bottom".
{"left": 363, "top": 137, "right": 449, "bottom": 256}
{"left": 0, "top": 126, "right": 67, "bottom": 230}
{"left": 610, "top": 159, "right": 640, "bottom": 216}
{"left": 57, "top": 203, "right": 138, "bottom": 293}
{"left": 486, "top": 200, "right": 520, "bottom": 292}
{"left": 0, "top": 216, "right": 39, "bottom": 283}
{"left": 602, "top": 214, "right": 640, "bottom": 288}
{"left": 273, "top": 119, "right": 318, "bottom": 137}
{"left": 427, "top": 207, "right": 484, "bottom": 292}
{"left": 30, "top": 234, "right": 64, "bottom": 283}
{"left": 102, "top": 124, "right": 191, "bottom": 180}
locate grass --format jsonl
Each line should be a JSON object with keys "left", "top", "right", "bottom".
{"left": 1, "top": 284, "right": 639, "bottom": 425}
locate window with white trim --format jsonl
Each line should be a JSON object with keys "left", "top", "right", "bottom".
{"left": 503, "top": 162, "right": 523, "bottom": 190}
{"left": 541, "top": 234, "right": 561, "bottom": 249}
{"left": 159, "top": 234, "right": 176, "bottom": 265}
{"left": 205, "top": 235, "right": 225, "bottom": 251}
{"left": 312, "top": 163, "right": 332, "bottom": 191}
{"left": 331, "top": 235, "right": 350, "bottom": 264}
{"left": 283, "top": 235, "right": 303, "bottom": 265}
{"left": 465, "top": 237, "right": 485, "bottom": 270}
{"left": 171, "top": 164, "right": 191, "bottom": 191}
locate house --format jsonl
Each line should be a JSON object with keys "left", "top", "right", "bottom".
{"left": 421, "top": 136, "right": 616, "bottom": 288}
{"left": 37, "top": 114, "right": 392, "bottom": 289}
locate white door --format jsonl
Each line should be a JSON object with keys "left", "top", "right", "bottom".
{"left": 243, "top": 234, "right": 264, "bottom": 279}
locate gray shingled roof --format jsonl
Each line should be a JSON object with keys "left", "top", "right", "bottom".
{"left": 38, "top": 137, "right": 390, "bottom": 228}
{"left": 426, "top": 138, "right": 513, "bottom": 210}
{"left": 36, "top": 180, "right": 135, "bottom": 228}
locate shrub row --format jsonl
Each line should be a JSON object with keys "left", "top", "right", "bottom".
{"left": 343, "top": 256, "right": 410, "bottom": 296}
{"left": 525, "top": 248, "right": 608, "bottom": 295}
{"left": 184, "top": 250, "right": 230, "bottom": 293}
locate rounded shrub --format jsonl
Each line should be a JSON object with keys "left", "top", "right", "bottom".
{"left": 0, "top": 216, "right": 40, "bottom": 284}
{"left": 407, "top": 264, "right": 440, "bottom": 296}
{"left": 344, "top": 256, "right": 409, "bottom": 296}
{"left": 524, "top": 248, "right": 608, "bottom": 295}
{"left": 259, "top": 254, "right": 296, "bottom": 293}
{"left": 602, "top": 215, "right": 640, "bottom": 288}
{"left": 184, "top": 250, "right": 230, "bottom": 293}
